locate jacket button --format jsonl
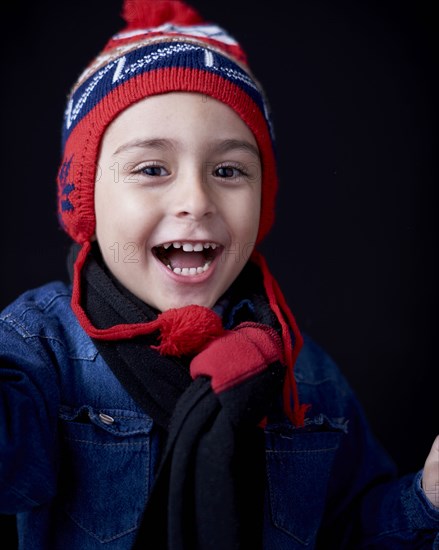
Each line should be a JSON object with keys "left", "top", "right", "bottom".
{"left": 99, "top": 412, "right": 115, "bottom": 425}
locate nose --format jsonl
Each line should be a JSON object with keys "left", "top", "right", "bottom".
{"left": 173, "top": 169, "right": 216, "bottom": 221}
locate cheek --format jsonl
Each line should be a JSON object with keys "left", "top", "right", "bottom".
{"left": 95, "top": 187, "right": 158, "bottom": 243}
{"left": 228, "top": 190, "right": 261, "bottom": 242}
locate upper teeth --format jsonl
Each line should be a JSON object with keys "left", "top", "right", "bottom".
{"left": 162, "top": 242, "right": 218, "bottom": 251}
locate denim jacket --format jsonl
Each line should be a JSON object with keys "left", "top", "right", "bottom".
{"left": 0, "top": 281, "right": 438, "bottom": 549}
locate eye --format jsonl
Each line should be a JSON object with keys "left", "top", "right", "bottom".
{"left": 213, "top": 164, "right": 247, "bottom": 179}
{"left": 138, "top": 164, "right": 169, "bottom": 177}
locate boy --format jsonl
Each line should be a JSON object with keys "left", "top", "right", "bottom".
{"left": 1, "top": 0, "right": 438, "bottom": 548}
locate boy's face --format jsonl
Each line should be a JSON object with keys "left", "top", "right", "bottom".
{"left": 94, "top": 92, "right": 262, "bottom": 311}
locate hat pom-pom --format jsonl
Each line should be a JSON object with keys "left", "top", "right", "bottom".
{"left": 122, "top": 0, "right": 204, "bottom": 29}
{"left": 152, "top": 305, "right": 224, "bottom": 356}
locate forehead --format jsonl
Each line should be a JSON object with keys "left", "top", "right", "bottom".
{"left": 101, "top": 91, "right": 259, "bottom": 150}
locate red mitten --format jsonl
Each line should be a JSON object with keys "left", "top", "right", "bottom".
{"left": 190, "top": 322, "right": 283, "bottom": 393}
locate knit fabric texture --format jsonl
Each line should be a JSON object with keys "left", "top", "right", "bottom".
{"left": 57, "top": 0, "right": 308, "bottom": 427}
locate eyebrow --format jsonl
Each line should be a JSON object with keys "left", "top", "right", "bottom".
{"left": 208, "top": 138, "right": 260, "bottom": 160}
{"left": 112, "top": 137, "right": 260, "bottom": 159}
{"left": 113, "top": 138, "right": 176, "bottom": 156}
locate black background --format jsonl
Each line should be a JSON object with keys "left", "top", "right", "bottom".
{"left": 1, "top": 0, "right": 438, "bottom": 542}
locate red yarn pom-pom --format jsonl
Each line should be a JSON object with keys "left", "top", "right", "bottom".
{"left": 122, "top": 0, "right": 204, "bottom": 29}
{"left": 153, "top": 305, "right": 224, "bottom": 356}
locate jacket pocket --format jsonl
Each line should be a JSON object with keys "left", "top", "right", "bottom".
{"left": 265, "top": 419, "right": 344, "bottom": 546}
{"left": 58, "top": 405, "right": 153, "bottom": 543}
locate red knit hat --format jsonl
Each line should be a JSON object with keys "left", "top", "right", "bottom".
{"left": 59, "top": 0, "right": 308, "bottom": 427}
{"left": 58, "top": 0, "right": 277, "bottom": 245}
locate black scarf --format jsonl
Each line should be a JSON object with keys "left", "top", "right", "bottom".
{"left": 67, "top": 243, "right": 286, "bottom": 549}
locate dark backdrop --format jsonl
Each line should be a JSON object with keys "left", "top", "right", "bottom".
{"left": 1, "top": 0, "right": 437, "bottom": 543}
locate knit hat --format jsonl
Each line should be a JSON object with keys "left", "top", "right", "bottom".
{"left": 58, "top": 0, "right": 308, "bottom": 427}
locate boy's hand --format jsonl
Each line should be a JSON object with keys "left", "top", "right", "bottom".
{"left": 422, "top": 435, "right": 439, "bottom": 508}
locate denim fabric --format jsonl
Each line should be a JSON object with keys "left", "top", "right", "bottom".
{"left": 1, "top": 282, "right": 438, "bottom": 549}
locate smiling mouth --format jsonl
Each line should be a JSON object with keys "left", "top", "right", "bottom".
{"left": 152, "top": 241, "right": 222, "bottom": 276}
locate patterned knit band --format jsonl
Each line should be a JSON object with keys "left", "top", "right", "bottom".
{"left": 59, "top": 0, "right": 308, "bottom": 427}
{"left": 57, "top": 0, "right": 278, "bottom": 245}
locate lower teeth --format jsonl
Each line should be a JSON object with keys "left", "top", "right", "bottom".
{"left": 167, "top": 261, "right": 211, "bottom": 276}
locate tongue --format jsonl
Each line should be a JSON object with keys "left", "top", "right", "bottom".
{"left": 167, "top": 249, "right": 205, "bottom": 269}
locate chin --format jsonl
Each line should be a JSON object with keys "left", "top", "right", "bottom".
{"left": 158, "top": 292, "right": 217, "bottom": 312}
